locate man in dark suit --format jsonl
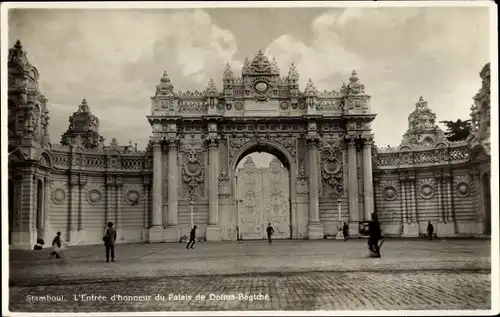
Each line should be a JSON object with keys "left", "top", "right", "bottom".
{"left": 266, "top": 223, "right": 275, "bottom": 244}
{"left": 368, "top": 213, "right": 382, "bottom": 258}
{"left": 103, "top": 222, "right": 117, "bottom": 262}
{"left": 427, "top": 221, "right": 434, "bottom": 240}
{"left": 186, "top": 225, "right": 197, "bottom": 249}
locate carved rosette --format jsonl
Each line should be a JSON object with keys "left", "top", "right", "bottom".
{"left": 182, "top": 148, "right": 205, "bottom": 200}
{"left": 218, "top": 169, "right": 231, "bottom": 197}
{"left": 85, "top": 183, "right": 103, "bottom": 205}
{"left": 418, "top": 178, "right": 436, "bottom": 199}
{"left": 124, "top": 184, "right": 143, "bottom": 205}
{"left": 380, "top": 180, "right": 398, "bottom": 201}
{"left": 296, "top": 165, "right": 309, "bottom": 195}
{"left": 50, "top": 181, "right": 67, "bottom": 204}
{"left": 321, "top": 145, "right": 343, "bottom": 194}
{"left": 453, "top": 175, "right": 471, "bottom": 198}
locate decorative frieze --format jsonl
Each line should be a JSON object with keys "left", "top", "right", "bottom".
{"left": 218, "top": 169, "right": 231, "bottom": 197}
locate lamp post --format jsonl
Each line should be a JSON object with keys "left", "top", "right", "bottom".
{"left": 335, "top": 198, "right": 344, "bottom": 240}
{"left": 189, "top": 200, "right": 195, "bottom": 228}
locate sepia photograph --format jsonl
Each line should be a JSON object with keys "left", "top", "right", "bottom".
{"left": 1, "top": 1, "right": 498, "bottom": 315}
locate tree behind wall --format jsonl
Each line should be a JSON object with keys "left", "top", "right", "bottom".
{"left": 439, "top": 119, "right": 473, "bottom": 142}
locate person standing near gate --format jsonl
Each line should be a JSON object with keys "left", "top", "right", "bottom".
{"left": 342, "top": 222, "right": 349, "bottom": 241}
{"left": 368, "top": 213, "right": 382, "bottom": 258}
{"left": 427, "top": 221, "right": 434, "bottom": 241}
{"left": 186, "top": 225, "right": 197, "bottom": 249}
{"left": 266, "top": 223, "right": 275, "bottom": 244}
{"left": 103, "top": 222, "right": 117, "bottom": 262}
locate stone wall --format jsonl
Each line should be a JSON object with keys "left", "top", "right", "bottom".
{"left": 372, "top": 142, "right": 488, "bottom": 237}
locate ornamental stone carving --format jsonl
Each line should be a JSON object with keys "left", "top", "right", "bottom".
{"left": 123, "top": 184, "right": 143, "bottom": 205}
{"left": 182, "top": 148, "right": 205, "bottom": 199}
{"left": 418, "top": 178, "right": 436, "bottom": 199}
{"left": 218, "top": 169, "right": 231, "bottom": 197}
{"left": 234, "top": 101, "right": 244, "bottom": 111}
{"left": 380, "top": 180, "right": 398, "bottom": 201}
{"left": 296, "top": 164, "right": 309, "bottom": 195}
{"left": 321, "top": 145, "right": 344, "bottom": 194}
{"left": 50, "top": 181, "right": 67, "bottom": 204}
{"left": 84, "top": 183, "right": 103, "bottom": 204}
{"left": 453, "top": 175, "right": 471, "bottom": 198}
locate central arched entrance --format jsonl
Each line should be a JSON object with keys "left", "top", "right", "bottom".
{"left": 231, "top": 141, "right": 295, "bottom": 241}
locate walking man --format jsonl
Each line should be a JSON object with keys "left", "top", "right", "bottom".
{"left": 368, "top": 213, "right": 382, "bottom": 258}
{"left": 342, "top": 222, "right": 349, "bottom": 241}
{"left": 186, "top": 225, "right": 197, "bottom": 249}
{"left": 49, "top": 232, "right": 62, "bottom": 259}
{"left": 427, "top": 221, "right": 434, "bottom": 241}
{"left": 103, "top": 222, "right": 117, "bottom": 262}
{"left": 266, "top": 223, "right": 275, "bottom": 244}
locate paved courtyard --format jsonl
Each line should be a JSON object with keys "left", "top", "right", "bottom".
{"left": 8, "top": 239, "right": 492, "bottom": 312}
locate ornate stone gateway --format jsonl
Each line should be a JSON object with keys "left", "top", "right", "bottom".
{"left": 236, "top": 157, "right": 290, "bottom": 240}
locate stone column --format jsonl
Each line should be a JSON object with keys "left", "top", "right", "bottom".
{"left": 11, "top": 172, "right": 35, "bottom": 249}
{"left": 150, "top": 138, "right": 164, "bottom": 242}
{"left": 42, "top": 177, "right": 51, "bottom": 241}
{"left": 164, "top": 140, "right": 180, "bottom": 241}
{"left": 116, "top": 176, "right": 123, "bottom": 230}
{"left": 437, "top": 171, "right": 456, "bottom": 237}
{"left": 77, "top": 174, "right": 88, "bottom": 243}
{"left": 362, "top": 137, "right": 374, "bottom": 221}
{"left": 142, "top": 175, "right": 150, "bottom": 241}
{"left": 68, "top": 175, "right": 78, "bottom": 242}
{"left": 403, "top": 173, "right": 419, "bottom": 237}
{"left": 306, "top": 138, "right": 323, "bottom": 239}
{"left": 435, "top": 172, "right": 444, "bottom": 223}
{"left": 399, "top": 176, "right": 407, "bottom": 225}
{"left": 347, "top": 137, "right": 360, "bottom": 236}
{"left": 206, "top": 133, "right": 222, "bottom": 241}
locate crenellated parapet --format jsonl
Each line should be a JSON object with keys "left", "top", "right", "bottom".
{"left": 148, "top": 51, "right": 374, "bottom": 118}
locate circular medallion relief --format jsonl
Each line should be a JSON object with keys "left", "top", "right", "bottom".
{"left": 280, "top": 102, "right": 289, "bottom": 110}
{"left": 254, "top": 82, "right": 268, "bottom": 92}
{"left": 184, "top": 161, "right": 202, "bottom": 176}
{"left": 383, "top": 186, "right": 397, "bottom": 201}
{"left": 323, "top": 158, "right": 341, "bottom": 174}
{"left": 125, "top": 190, "right": 140, "bottom": 205}
{"left": 456, "top": 182, "right": 470, "bottom": 197}
{"left": 298, "top": 102, "right": 306, "bottom": 110}
{"left": 419, "top": 184, "right": 435, "bottom": 199}
{"left": 234, "top": 102, "right": 244, "bottom": 111}
{"left": 52, "top": 188, "right": 66, "bottom": 204}
{"left": 87, "top": 189, "right": 102, "bottom": 204}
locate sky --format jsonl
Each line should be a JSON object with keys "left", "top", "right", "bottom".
{"left": 7, "top": 6, "right": 491, "bottom": 167}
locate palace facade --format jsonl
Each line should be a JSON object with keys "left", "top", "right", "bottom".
{"left": 7, "top": 41, "right": 491, "bottom": 249}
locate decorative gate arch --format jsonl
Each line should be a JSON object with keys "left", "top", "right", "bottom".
{"left": 147, "top": 50, "right": 376, "bottom": 242}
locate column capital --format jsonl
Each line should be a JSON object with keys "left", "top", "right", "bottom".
{"left": 345, "top": 134, "right": 358, "bottom": 147}
{"left": 205, "top": 133, "right": 221, "bottom": 149}
{"left": 166, "top": 136, "right": 180, "bottom": 150}
{"left": 306, "top": 134, "right": 321, "bottom": 147}
{"left": 150, "top": 135, "right": 163, "bottom": 148}
{"left": 361, "top": 133, "right": 374, "bottom": 145}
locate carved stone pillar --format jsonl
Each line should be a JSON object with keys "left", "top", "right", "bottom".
{"left": 362, "top": 136, "right": 374, "bottom": 221}
{"left": 42, "top": 177, "right": 51, "bottom": 241}
{"left": 437, "top": 170, "right": 456, "bottom": 237}
{"left": 105, "top": 175, "right": 113, "bottom": 227}
{"left": 143, "top": 175, "right": 151, "bottom": 240}
{"left": 409, "top": 173, "right": 418, "bottom": 223}
{"left": 68, "top": 175, "right": 78, "bottom": 242}
{"left": 11, "top": 171, "right": 36, "bottom": 249}
{"left": 150, "top": 138, "right": 164, "bottom": 242}
{"left": 399, "top": 175, "right": 407, "bottom": 224}
{"left": 206, "top": 123, "right": 222, "bottom": 241}
{"left": 434, "top": 171, "right": 444, "bottom": 223}
{"left": 164, "top": 139, "right": 180, "bottom": 242}
{"left": 402, "top": 173, "right": 419, "bottom": 237}
{"left": 116, "top": 176, "right": 123, "bottom": 230}
{"left": 306, "top": 134, "right": 323, "bottom": 239}
{"left": 347, "top": 137, "right": 360, "bottom": 236}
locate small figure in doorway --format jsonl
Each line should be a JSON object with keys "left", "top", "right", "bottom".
{"left": 186, "top": 225, "right": 197, "bottom": 249}
{"left": 103, "top": 222, "right": 117, "bottom": 262}
{"left": 49, "top": 232, "right": 62, "bottom": 259}
{"left": 266, "top": 223, "right": 275, "bottom": 244}
{"left": 427, "top": 221, "right": 434, "bottom": 241}
{"left": 342, "top": 222, "right": 349, "bottom": 241}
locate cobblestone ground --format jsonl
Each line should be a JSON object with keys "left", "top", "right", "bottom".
{"left": 8, "top": 239, "right": 492, "bottom": 312}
